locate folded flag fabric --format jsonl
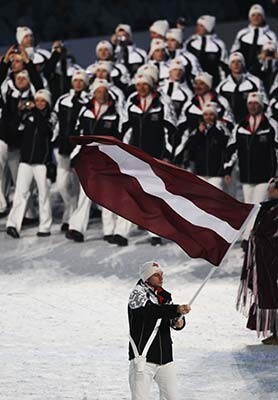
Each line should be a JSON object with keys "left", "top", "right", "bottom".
{"left": 71, "top": 135, "right": 259, "bottom": 266}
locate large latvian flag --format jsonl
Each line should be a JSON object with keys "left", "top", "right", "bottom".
{"left": 71, "top": 135, "right": 259, "bottom": 266}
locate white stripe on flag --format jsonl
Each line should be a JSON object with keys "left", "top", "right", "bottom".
{"left": 99, "top": 144, "right": 239, "bottom": 243}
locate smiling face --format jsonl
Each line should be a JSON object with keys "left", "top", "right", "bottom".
{"left": 203, "top": 110, "right": 217, "bottom": 125}
{"left": 93, "top": 86, "right": 109, "bottom": 104}
{"left": 136, "top": 82, "right": 152, "bottom": 97}
{"left": 146, "top": 271, "right": 163, "bottom": 289}
{"left": 194, "top": 79, "right": 210, "bottom": 96}
{"left": 169, "top": 68, "right": 183, "bottom": 81}
{"left": 35, "top": 97, "right": 48, "bottom": 110}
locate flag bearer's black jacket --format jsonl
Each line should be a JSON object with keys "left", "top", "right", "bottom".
{"left": 121, "top": 91, "right": 176, "bottom": 159}
{"left": 223, "top": 114, "right": 278, "bottom": 184}
{"left": 20, "top": 107, "right": 53, "bottom": 164}
{"left": 128, "top": 280, "right": 185, "bottom": 365}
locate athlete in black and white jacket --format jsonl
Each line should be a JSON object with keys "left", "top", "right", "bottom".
{"left": 53, "top": 70, "right": 90, "bottom": 231}
{"left": 185, "top": 15, "right": 228, "bottom": 88}
{"left": 230, "top": 4, "right": 277, "bottom": 73}
{"left": 223, "top": 92, "right": 278, "bottom": 204}
{"left": 217, "top": 52, "right": 268, "bottom": 123}
{"left": 128, "top": 261, "right": 190, "bottom": 400}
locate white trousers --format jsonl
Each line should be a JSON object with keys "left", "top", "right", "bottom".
{"left": 242, "top": 182, "right": 269, "bottom": 239}
{"left": 69, "top": 185, "right": 130, "bottom": 237}
{"left": 129, "top": 360, "right": 177, "bottom": 400}
{"left": 6, "top": 163, "right": 52, "bottom": 233}
{"left": 54, "top": 150, "right": 79, "bottom": 223}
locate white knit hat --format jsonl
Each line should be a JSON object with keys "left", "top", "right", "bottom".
{"left": 203, "top": 102, "right": 218, "bottom": 115}
{"left": 249, "top": 4, "right": 265, "bottom": 19}
{"left": 140, "top": 261, "right": 163, "bottom": 282}
{"left": 16, "top": 26, "right": 33, "bottom": 45}
{"left": 35, "top": 89, "right": 51, "bottom": 106}
{"left": 137, "top": 64, "right": 159, "bottom": 83}
{"left": 16, "top": 69, "right": 30, "bottom": 81}
{"left": 115, "top": 24, "right": 132, "bottom": 38}
{"left": 135, "top": 73, "right": 154, "bottom": 88}
{"left": 166, "top": 28, "right": 183, "bottom": 45}
{"left": 197, "top": 15, "right": 216, "bottom": 33}
{"left": 229, "top": 52, "right": 245, "bottom": 67}
{"left": 247, "top": 92, "right": 264, "bottom": 107}
{"left": 95, "top": 61, "right": 113, "bottom": 74}
{"left": 195, "top": 72, "right": 213, "bottom": 89}
{"left": 149, "top": 20, "right": 169, "bottom": 38}
{"left": 90, "top": 78, "right": 109, "bottom": 93}
{"left": 169, "top": 58, "right": 185, "bottom": 72}
{"left": 96, "top": 40, "right": 113, "bottom": 55}
{"left": 149, "top": 38, "right": 166, "bottom": 58}
{"left": 71, "top": 69, "right": 89, "bottom": 86}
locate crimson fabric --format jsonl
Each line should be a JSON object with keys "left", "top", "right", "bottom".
{"left": 71, "top": 135, "right": 254, "bottom": 266}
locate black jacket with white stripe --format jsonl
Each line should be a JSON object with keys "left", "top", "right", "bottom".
{"left": 231, "top": 25, "right": 277, "bottom": 72}
{"left": 216, "top": 72, "right": 267, "bottom": 123}
{"left": 53, "top": 89, "right": 89, "bottom": 156}
{"left": 128, "top": 280, "right": 185, "bottom": 365}
{"left": 185, "top": 33, "right": 228, "bottom": 87}
{"left": 121, "top": 91, "right": 177, "bottom": 159}
{"left": 223, "top": 115, "right": 278, "bottom": 184}
{"left": 75, "top": 96, "right": 120, "bottom": 138}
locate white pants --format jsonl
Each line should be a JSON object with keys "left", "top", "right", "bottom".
{"left": 129, "top": 360, "right": 177, "bottom": 400}
{"left": 69, "top": 185, "right": 130, "bottom": 237}
{"left": 6, "top": 163, "right": 52, "bottom": 233}
{"left": 199, "top": 176, "right": 224, "bottom": 190}
{"left": 242, "top": 182, "right": 269, "bottom": 239}
{"left": 54, "top": 150, "right": 79, "bottom": 223}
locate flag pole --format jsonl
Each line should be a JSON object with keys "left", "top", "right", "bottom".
{"left": 188, "top": 204, "right": 261, "bottom": 306}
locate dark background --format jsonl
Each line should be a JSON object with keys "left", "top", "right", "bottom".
{"left": 0, "top": 0, "right": 277, "bottom": 44}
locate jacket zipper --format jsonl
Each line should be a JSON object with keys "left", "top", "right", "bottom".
{"left": 138, "top": 321, "right": 145, "bottom": 355}
{"left": 29, "top": 124, "right": 38, "bottom": 163}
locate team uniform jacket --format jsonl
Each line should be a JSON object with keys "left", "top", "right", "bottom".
{"left": 185, "top": 33, "right": 228, "bottom": 87}
{"left": 121, "top": 91, "right": 177, "bottom": 159}
{"left": 175, "top": 121, "right": 231, "bottom": 176}
{"left": 0, "top": 79, "right": 36, "bottom": 148}
{"left": 20, "top": 108, "right": 53, "bottom": 164}
{"left": 160, "top": 79, "right": 193, "bottom": 118}
{"left": 231, "top": 25, "right": 277, "bottom": 72}
{"left": 128, "top": 280, "right": 185, "bottom": 365}
{"left": 223, "top": 115, "right": 278, "bottom": 184}
{"left": 216, "top": 72, "right": 268, "bottom": 123}
{"left": 114, "top": 44, "right": 147, "bottom": 78}
{"left": 167, "top": 49, "right": 202, "bottom": 90}
{"left": 75, "top": 96, "right": 120, "bottom": 138}
{"left": 53, "top": 89, "right": 89, "bottom": 156}
{"left": 178, "top": 91, "right": 234, "bottom": 133}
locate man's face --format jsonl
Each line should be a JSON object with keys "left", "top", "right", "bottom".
{"left": 97, "top": 48, "right": 111, "bottom": 61}
{"left": 136, "top": 82, "right": 152, "bottom": 97}
{"left": 194, "top": 80, "right": 209, "bottom": 96}
{"left": 203, "top": 111, "right": 217, "bottom": 125}
{"left": 147, "top": 271, "right": 163, "bottom": 289}
{"left": 196, "top": 23, "right": 207, "bottom": 36}
{"left": 35, "top": 97, "right": 48, "bottom": 110}
{"left": 21, "top": 34, "right": 34, "bottom": 48}
{"left": 72, "top": 78, "right": 86, "bottom": 92}
{"left": 15, "top": 75, "right": 29, "bottom": 91}
{"left": 166, "top": 38, "right": 179, "bottom": 51}
{"left": 169, "top": 68, "right": 183, "bottom": 81}
{"left": 151, "top": 48, "right": 165, "bottom": 61}
{"left": 230, "top": 59, "right": 243, "bottom": 74}
{"left": 250, "top": 13, "right": 264, "bottom": 27}
{"left": 95, "top": 69, "right": 109, "bottom": 80}
{"left": 116, "top": 29, "right": 130, "bottom": 42}
{"left": 11, "top": 55, "right": 24, "bottom": 73}
{"left": 247, "top": 101, "right": 262, "bottom": 116}
{"left": 94, "top": 87, "right": 109, "bottom": 104}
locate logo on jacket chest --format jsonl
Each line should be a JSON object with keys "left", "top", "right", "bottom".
{"left": 150, "top": 113, "right": 159, "bottom": 122}
{"left": 103, "top": 121, "right": 113, "bottom": 129}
